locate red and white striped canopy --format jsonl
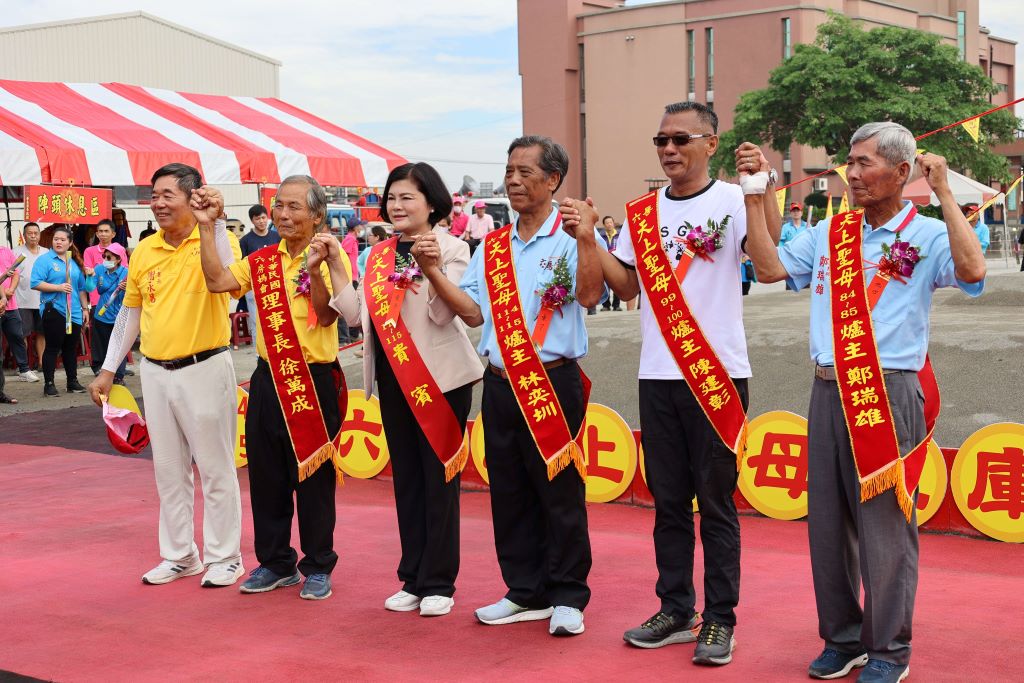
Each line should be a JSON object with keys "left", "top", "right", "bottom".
{"left": 0, "top": 79, "right": 406, "bottom": 188}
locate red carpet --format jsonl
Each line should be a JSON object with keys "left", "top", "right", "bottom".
{"left": 1, "top": 444, "right": 1021, "bottom": 682}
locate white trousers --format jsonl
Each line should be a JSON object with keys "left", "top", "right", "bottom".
{"left": 140, "top": 351, "right": 241, "bottom": 565}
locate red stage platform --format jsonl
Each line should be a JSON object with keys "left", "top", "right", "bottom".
{"left": 2, "top": 444, "right": 1021, "bottom": 681}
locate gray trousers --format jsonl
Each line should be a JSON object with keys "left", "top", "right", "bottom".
{"left": 244, "top": 290, "right": 259, "bottom": 340}
{"left": 807, "top": 371, "right": 925, "bottom": 667}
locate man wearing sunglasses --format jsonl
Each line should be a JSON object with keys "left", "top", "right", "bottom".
{"left": 561, "top": 101, "right": 780, "bottom": 667}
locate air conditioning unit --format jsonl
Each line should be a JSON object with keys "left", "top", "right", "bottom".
{"left": 813, "top": 178, "right": 828, "bottom": 192}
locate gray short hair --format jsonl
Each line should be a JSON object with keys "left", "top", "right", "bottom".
{"left": 850, "top": 122, "right": 916, "bottom": 168}
{"left": 507, "top": 135, "right": 569, "bottom": 192}
{"left": 278, "top": 174, "right": 327, "bottom": 229}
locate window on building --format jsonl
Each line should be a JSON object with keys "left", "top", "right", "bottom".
{"left": 687, "top": 29, "right": 696, "bottom": 94}
{"left": 782, "top": 18, "right": 792, "bottom": 59}
{"left": 705, "top": 27, "right": 714, "bottom": 91}
{"left": 957, "top": 11, "right": 966, "bottom": 60}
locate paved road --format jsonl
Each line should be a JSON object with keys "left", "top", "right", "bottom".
{"left": 2, "top": 261, "right": 1021, "bottom": 451}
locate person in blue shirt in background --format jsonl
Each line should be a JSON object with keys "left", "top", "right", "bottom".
{"left": 779, "top": 202, "right": 808, "bottom": 246}
{"left": 780, "top": 203, "right": 809, "bottom": 290}
{"left": 92, "top": 242, "right": 130, "bottom": 385}
{"left": 30, "top": 225, "right": 96, "bottom": 397}
{"left": 961, "top": 204, "right": 990, "bottom": 253}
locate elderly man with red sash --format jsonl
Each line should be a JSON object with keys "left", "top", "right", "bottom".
{"left": 198, "top": 175, "right": 348, "bottom": 602}
{"left": 423, "top": 135, "right": 606, "bottom": 636}
{"left": 741, "top": 122, "right": 985, "bottom": 683}
{"left": 561, "top": 101, "right": 781, "bottom": 667}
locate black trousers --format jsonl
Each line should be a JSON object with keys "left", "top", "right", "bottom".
{"left": 246, "top": 359, "right": 341, "bottom": 577}
{"left": 639, "top": 377, "right": 749, "bottom": 627}
{"left": 377, "top": 357, "right": 472, "bottom": 598}
{"left": 482, "top": 361, "right": 592, "bottom": 610}
{"left": 1, "top": 310, "right": 28, "bottom": 372}
{"left": 90, "top": 319, "right": 126, "bottom": 379}
{"left": 41, "top": 306, "right": 81, "bottom": 385}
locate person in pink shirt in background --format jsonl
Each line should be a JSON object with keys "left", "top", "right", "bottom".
{"left": 448, "top": 196, "right": 468, "bottom": 238}
{"left": 463, "top": 200, "right": 494, "bottom": 255}
{"left": 82, "top": 219, "right": 117, "bottom": 306}
{"left": 341, "top": 220, "right": 362, "bottom": 284}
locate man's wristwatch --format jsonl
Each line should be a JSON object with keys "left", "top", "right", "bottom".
{"left": 767, "top": 168, "right": 778, "bottom": 186}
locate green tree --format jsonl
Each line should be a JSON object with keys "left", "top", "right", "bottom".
{"left": 710, "top": 14, "right": 1020, "bottom": 182}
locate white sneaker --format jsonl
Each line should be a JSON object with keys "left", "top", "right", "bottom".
{"left": 19, "top": 370, "right": 39, "bottom": 383}
{"left": 419, "top": 595, "right": 454, "bottom": 617}
{"left": 549, "top": 605, "right": 585, "bottom": 636}
{"left": 384, "top": 589, "right": 421, "bottom": 612}
{"left": 142, "top": 558, "right": 203, "bottom": 585}
{"left": 201, "top": 560, "right": 245, "bottom": 587}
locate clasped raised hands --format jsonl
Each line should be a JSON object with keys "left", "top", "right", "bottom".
{"left": 307, "top": 233, "right": 341, "bottom": 269}
{"left": 558, "top": 197, "right": 599, "bottom": 240}
{"left": 410, "top": 233, "right": 442, "bottom": 272}
{"left": 189, "top": 187, "right": 225, "bottom": 225}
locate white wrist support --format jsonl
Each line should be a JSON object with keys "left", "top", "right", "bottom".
{"left": 740, "top": 172, "right": 770, "bottom": 195}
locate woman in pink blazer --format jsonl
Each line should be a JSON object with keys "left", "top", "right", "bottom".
{"left": 318, "top": 163, "right": 483, "bottom": 619}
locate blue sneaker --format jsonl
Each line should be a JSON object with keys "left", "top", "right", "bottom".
{"left": 300, "top": 573, "right": 332, "bottom": 600}
{"left": 809, "top": 648, "right": 869, "bottom": 679}
{"left": 239, "top": 567, "right": 301, "bottom": 594}
{"left": 857, "top": 659, "right": 909, "bottom": 683}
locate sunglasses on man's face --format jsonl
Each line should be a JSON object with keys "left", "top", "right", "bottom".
{"left": 652, "top": 133, "right": 714, "bottom": 148}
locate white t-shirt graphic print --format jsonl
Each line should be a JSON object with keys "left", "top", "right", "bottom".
{"left": 615, "top": 181, "right": 752, "bottom": 380}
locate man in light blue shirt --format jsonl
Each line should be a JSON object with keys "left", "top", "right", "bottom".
{"left": 740, "top": 122, "right": 985, "bottom": 683}
{"left": 458, "top": 209, "right": 598, "bottom": 366}
{"left": 415, "top": 135, "right": 605, "bottom": 638}
{"left": 962, "top": 204, "right": 990, "bottom": 253}
{"left": 779, "top": 202, "right": 808, "bottom": 246}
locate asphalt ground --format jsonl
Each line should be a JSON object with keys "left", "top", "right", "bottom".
{"left": 1, "top": 260, "right": 1021, "bottom": 451}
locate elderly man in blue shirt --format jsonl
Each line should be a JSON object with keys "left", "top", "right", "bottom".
{"left": 414, "top": 135, "right": 605, "bottom": 638}
{"left": 739, "top": 122, "right": 985, "bottom": 683}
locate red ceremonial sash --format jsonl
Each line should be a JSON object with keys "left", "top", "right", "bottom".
{"left": 250, "top": 245, "right": 347, "bottom": 482}
{"left": 625, "top": 191, "right": 748, "bottom": 462}
{"left": 827, "top": 208, "right": 938, "bottom": 520}
{"left": 364, "top": 237, "right": 469, "bottom": 482}
{"left": 483, "top": 225, "right": 590, "bottom": 481}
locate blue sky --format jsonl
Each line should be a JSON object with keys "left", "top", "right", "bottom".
{"left": 2, "top": 1, "right": 1020, "bottom": 191}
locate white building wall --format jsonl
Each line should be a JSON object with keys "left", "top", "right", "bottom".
{"left": 0, "top": 12, "right": 279, "bottom": 97}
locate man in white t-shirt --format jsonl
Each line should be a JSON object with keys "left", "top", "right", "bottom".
{"left": 561, "top": 101, "right": 779, "bottom": 667}
{"left": 14, "top": 223, "right": 48, "bottom": 379}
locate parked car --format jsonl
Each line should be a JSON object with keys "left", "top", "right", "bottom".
{"left": 326, "top": 203, "right": 357, "bottom": 230}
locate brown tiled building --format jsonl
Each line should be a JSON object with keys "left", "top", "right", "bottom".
{"left": 518, "top": 0, "right": 1017, "bottom": 217}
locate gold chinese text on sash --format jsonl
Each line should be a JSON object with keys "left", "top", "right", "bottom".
{"left": 830, "top": 208, "right": 940, "bottom": 521}
{"left": 364, "top": 237, "right": 469, "bottom": 481}
{"left": 625, "top": 191, "right": 748, "bottom": 463}
{"left": 483, "top": 225, "right": 589, "bottom": 481}
{"left": 250, "top": 245, "right": 347, "bottom": 482}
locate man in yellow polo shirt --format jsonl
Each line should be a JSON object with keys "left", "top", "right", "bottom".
{"left": 88, "top": 163, "right": 244, "bottom": 588}
{"left": 197, "top": 174, "right": 346, "bottom": 601}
